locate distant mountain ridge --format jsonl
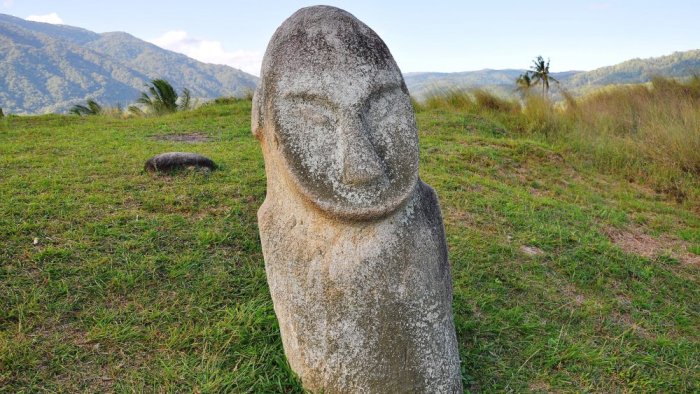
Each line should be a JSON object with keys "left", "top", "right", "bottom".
{"left": 0, "top": 13, "right": 258, "bottom": 114}
{"left": 404, "top": 50, "right": 700, "bottom": 99}
{"left": 1, "top": 12, "right": 699, "bottom": 113}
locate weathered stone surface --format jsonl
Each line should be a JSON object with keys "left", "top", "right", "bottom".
{"left": 253, "top": 6, "right": 462, "bottom": 393}
{"left": 144, "top": 152, "right": 216, "bottom": 172}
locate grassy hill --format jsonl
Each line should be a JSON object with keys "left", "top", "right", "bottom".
{"left": 1, "top": 97, "right": 698, "bottom": 391}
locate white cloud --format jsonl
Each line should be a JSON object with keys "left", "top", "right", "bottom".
{"left": 149, "top": 30, "right": 262, "bottom": 76}
{"left": 26, "top": 12, "right": 64, "bottom": 24}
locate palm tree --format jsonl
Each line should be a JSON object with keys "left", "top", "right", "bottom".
{"left": 136, "top": 79, "right": 192, "bottom": 115}
{"left": 515, "top": 72, "right": 533, "bottom": 97}
{"left": 69, "top": 99, "right": 102, "bottom": 116}
{"left": 529, "top": 56, "right": 558, "bottom": 98}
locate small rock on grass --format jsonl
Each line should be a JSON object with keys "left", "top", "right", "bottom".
{"left": 144, "top": 152, "right": 216, "bottom": 173}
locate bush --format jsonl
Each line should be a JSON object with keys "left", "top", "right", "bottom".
{"left": 418, "top": 88, "right": 473, "bottom": 111}
{"left": 472, "top": 89, "right": 519, "bottom": 113}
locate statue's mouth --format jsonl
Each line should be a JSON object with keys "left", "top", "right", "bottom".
{"left": 285, "top": 164, "right": 418, "bottom": 222}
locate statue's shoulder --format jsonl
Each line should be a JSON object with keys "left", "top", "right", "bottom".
{"left": 415, "top": 180, "right": 442, "bottom": 218}
{"left": 257, "top": 196, "right": 275, "bottom": 228}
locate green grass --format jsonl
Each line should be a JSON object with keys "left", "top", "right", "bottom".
{"left": 1, "top": 99, "right": 698, "bottom": 392}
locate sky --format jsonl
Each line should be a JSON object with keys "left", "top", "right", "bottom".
{"left": 4, "top": 1, "right": 700, "bottom": 76}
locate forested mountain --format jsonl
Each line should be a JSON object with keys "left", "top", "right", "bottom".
{"left": 562, "top": 49, "right": 700, "bottom": 93}
{"left": 404, "top": 50, "right": 700, "bottom": 99}
{"left": 0, "top": 14, "right": 258, "bottom": 114}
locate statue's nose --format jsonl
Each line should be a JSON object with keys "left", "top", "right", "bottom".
{"left": 340, "top": 117, "right": 384, "bottom": 186}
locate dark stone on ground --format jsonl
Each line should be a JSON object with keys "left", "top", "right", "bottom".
{"left": 144, "top": 152, "right": 216, "bottom": 172}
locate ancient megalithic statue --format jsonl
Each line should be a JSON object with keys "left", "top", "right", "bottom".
{"left": 252, "top": 6, "right": 462, "bottom": 393}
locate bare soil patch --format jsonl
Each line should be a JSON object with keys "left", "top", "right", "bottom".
{"left": 606, "top": 227, "right": 699, "bottom": 266}
{"left": 520, "top": 245, "right": 545, "bottom": 257}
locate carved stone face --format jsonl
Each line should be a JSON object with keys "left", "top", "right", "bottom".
{"left": 257, "top": 6, "right": 419, "bottom": 220}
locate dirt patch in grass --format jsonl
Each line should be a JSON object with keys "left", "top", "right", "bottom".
{"left": 612, "top": 312, "right": 654, "bottom": 340}
{"left": 520, "top": 245, "right": 545, "bottom": 257}
{"left": 528, "top": 381, "right": 551, "bottom": 392}
{"left": 151, "top": 132, "right": 212, "bottom": 143}
{"left": 561, "top": 284, "right": 586, "bottom": 307}
{"left": 606, "top": 227, "right": 700, "bottom": 266}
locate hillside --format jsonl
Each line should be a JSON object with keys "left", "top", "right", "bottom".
{"left": 405, "top": 50, "right": 700, "bottom": 99}
{"left": 0, "top": 14, "right": 258, "bottom": 114}
{"left": 564, "top": 49, "right": 700, "bottom": 93}
{"left": 1, "top": 100, "right": 698, "bottom": 392}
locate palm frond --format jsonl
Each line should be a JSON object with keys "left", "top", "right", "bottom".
{"left": 134, "top": 79, "right": 192, "bottom": 116}
{"left": 69, "top": 104, "right": 90, "bottom": 116}
{"left": 128, "top": 105, "right": 146, "bottom": 117}
{"left": 86, "top": 99, "right": 102, "bottom": 115}
{"left": 178, "top": 88, "right": 191, "bottom": 111}
{"left": 69, "top": 99, "right": 102, "bottom": 116}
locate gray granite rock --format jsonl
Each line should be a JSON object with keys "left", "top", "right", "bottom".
{"left": 253, "top": 6, "right": 462, "bottom": 393}
{"left": 144, "top": 152, "right": 215, "bottom": 172}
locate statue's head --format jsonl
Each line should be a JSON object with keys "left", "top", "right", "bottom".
{"left": 253, "top": 6, "right": 419, "bottom": 220}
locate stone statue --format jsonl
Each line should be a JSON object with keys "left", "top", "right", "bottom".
{"left": 252, "top": 6, "right": 462, "bottom": 393}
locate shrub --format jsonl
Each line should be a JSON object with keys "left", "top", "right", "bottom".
{"left": 419, "top": 88, "right": 473, "bottom": 111}
{"left": 472, "top": 89, "right": 519, "bottom": 113}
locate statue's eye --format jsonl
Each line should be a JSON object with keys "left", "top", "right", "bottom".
{"left": 283, "top": 95, "right": 337, "bottom": 130}
{"left": 364, "top": 86, "right": 404, "bottom": 159}
{"left": 365, "top": 86, "right": 401, "bottom": 124}
{"left": 300, "top": 105, "right": 333, "bottom": 126}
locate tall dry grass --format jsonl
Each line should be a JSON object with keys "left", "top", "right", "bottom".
{"left": 415, "top": 78, "right": 700, "bottom": 204}
{"left": 563, "top": 76, "right": 700, "bottom": 202}
{"left": 418, "top": 88, "right": 476, "bottom": 111}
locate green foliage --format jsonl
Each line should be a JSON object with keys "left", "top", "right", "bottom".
{"left": 1, "top": 99, "right": 698, "bottom": 392}
{"left": 529, "top": 56, "right": 559, "bottom": 98}
{"left": 69, "top": 99, "right": 103, "bottom": 116}
{"left": 127, "top": 105, "right": 145, "bottom": 117}
{"left": 135, "top": 79, "right": 192, "bottom": 116}
{"left": 515, "top": 72, "right": 532, "bottom": 97}
{"left": 207, "top": 96, "right": 255, "bottom": 107}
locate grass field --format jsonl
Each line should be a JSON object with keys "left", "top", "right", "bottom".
{"left": 1, "top": 98, "right": 699, "bottom": 392}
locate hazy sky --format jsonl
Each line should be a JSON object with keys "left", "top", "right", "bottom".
{"left": 4, "top": 1, "right": 699, "bottom": 76}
